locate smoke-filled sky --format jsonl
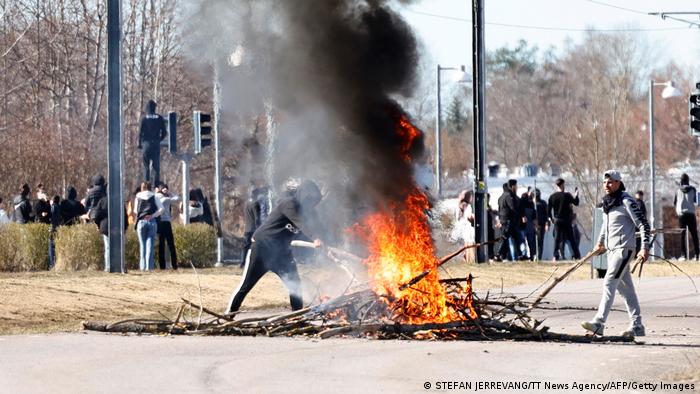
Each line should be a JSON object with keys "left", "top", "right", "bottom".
{"left": 184, "top": 0, "right": 430, "bottom": 232}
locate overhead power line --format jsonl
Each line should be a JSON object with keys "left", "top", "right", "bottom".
{"left": 404, "top": 9, "right": 689, "bottom": 32}
{"left": 583, "top": 0, "right": 648, "bottom": 16}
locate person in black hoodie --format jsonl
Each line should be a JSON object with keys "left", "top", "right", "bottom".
{"left": 59, "top": 186, "right": 86, "bottom": 226}
{"left": 12, "top": 183, "right": 33, "bottom": 224}
{"left": 91, "top": 188, "right": 129, "bottom": 272}
{"left": 138, "top": 100, "right": 167, "bottom": 186}
{"left": 497, "top": 180, "right": 521, "bottom": 261}
{"left": 534, "top": 189, "right": 550, "bottom": 260}
{"left": 227, "top": 180, "right": 324, "bottom": 314}
{"left": 33, "top": 184, "right": 51, "bottom": 224}
{"left": 548, "top": 178, "right": 581, "bottom": 260}
{"left": 85, "top": 174, "right": 107, "bottom": 215}
{"left": 48, "top": 195, "right": 62, "bottom": 269}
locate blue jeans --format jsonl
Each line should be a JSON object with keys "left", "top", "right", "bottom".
{"left": 137, "top": 219, "right": 157, "bottom": 271}
{"left": 48, "top": 237, "right": 55, "bottom": 270}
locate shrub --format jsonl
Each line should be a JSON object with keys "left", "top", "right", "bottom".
{"left": 173, "top": 223, "right": 216, "bottom": 268}
{"left": 54, "top": 224, "right": 143, "bottom": 271}
{"left": 0, "top": 223, "right": 50, "bottom": 271}
{"left": 1, "top": 222, "right": 216, "bottom": 271}
{"left": 54, "top": 224, "right": 104, "bottom": 271}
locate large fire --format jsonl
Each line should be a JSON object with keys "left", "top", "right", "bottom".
{"left": 354, "top": 114, "right": 475, "bottom": 324}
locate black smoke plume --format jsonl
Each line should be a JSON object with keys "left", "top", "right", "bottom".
{"left": 186, "top": 0, "right": 424, "bottom": 229}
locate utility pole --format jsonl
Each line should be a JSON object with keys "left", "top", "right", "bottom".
{"left": 213, "top": 64, "right": 224, "bottom": 265}
{"left": 472, "top": 0, "right": 488, "bottom": 263}
{"left": 107, "top": 0, "right": 124, "bottom": 273}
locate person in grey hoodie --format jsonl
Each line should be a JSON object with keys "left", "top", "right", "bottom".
{"left": 155, "top": 183, "right": 180, "bottom": 270}
{"left": 134, "top": 181, "right": 164, "bottom": 271}
{"left": 582, "top": 170, "right": 650, "bottom": 338}
{"left": 13, "top": 183, "right": 33, "bottom": 224}
{"left": 673, "top": 173, "right": 698, "bottom": 260}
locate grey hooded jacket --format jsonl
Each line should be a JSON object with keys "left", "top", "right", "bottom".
{"left": 598, "top": 192, "right": 651, "bottom": 252}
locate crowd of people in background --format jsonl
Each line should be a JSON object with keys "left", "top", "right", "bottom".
{"left": 452, "top": 174, "right": 695, "bottom": 263}
{"left": 0, "top": 177, "right": 213, "bottom": 272}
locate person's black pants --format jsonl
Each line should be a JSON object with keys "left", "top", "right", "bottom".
{"left": 553, "top": 219, "right": 581, "bottom": 260}
{"left": 679, "top": 212, "right": 699, "bottom": 259}
{"left": 537, "top": 225, "right": 546, "bottom": 260}
{"left": 158, "top": 220, "right": 178, "bottom": 269}
{"left": 142, "top": 143, "right": 161, "bottom": 185}
{"left": 497, "top": 221, "right": 521, "bottom": 261}
{"left": 227, "top": 240, "right": 303, "bottom": 313}
{"left": 523, "top": 229, "right": 536, "bottom": 260}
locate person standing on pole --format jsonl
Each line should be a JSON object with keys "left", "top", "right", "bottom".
{"left": 674, "top": 173, "right": 698, "bottom": 260}
{"left": 138, "top": 100, "right": 167, "bottom": 186}
{"left": 548, "top": 178, "right": 581, "bottom": 261}
{"left": 582, "top": 170, "right": 649, "bottom": 338}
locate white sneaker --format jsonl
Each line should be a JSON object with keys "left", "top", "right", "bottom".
{"left": 621, "top": 325, "right": 645, "bottom": 338}
{"left": 581, "top": 321, "right": 604, "bottom": 336}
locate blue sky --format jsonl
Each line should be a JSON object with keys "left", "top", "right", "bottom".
{"left": 401, "top": 0, "right": 700, "bottom": 78}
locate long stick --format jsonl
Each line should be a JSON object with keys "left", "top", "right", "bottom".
{"left": 399, "top": 238, "right": 501, "bottom": 291}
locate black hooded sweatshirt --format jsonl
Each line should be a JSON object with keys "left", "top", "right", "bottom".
{"left": 33, "top": 197, "right": 51, "bottom": 224}
{"left": 252, "top": 181, "right": 323, "bottom": 249}
{"left": 138, "top": 100, "right": 167, "bottom": 148}
{"left": 85, "top": 175, "right": 106, "bottom": 214}
{"left": 60, "top": 186, "right": 86, "bottom": 225}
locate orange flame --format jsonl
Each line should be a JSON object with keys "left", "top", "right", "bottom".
{"left": 354, "top": 114, "right": 475, "bottom": 324}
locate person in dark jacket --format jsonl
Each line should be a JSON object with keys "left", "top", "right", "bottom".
{"left": 48, "top": 195, "right": 62, "bottom": 269}
{"left": 91, "top": 191, "right": 128, "bottom": 272}
{"left": 85, "top": 174, "right": 107, "bottom": 215}
{"left": 33, "top": 184, "right": 51, "bottom": 224}
{"left": 59, "top": 186, "right": 86, "bottom": 226}
{"left": 12, "top": 183, "right": 33, "bottom": 224}
{"left": 227, "top": 180, "right": 324, "bottom": 313}
{"left": 674, "top": 173, "right": 698, "bottom": 260}
{"left": 138, "top": 100, "right": 167, "bottom": 185}
{"left": 520, "top": 191, "right": 537, "bottom": 260}
{"left": 497, "top": 179, "right": 522, "bottom": 261}
{"left": 534, "top": 189, "right": 550, "bottom": 260}
{"left": 240, "top": 186, "right": 270, "bottom": 267}
{"left": 548, "top": 178, "right": 581, "bottom": 260}
{"left": 155, "top": 183, "right": 180, "bottom": 270}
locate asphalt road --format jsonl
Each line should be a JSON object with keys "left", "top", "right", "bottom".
{"left": 0, "top": 276, "right": 698, "bottom": 394}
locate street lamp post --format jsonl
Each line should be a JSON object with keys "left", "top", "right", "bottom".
{"left": 648, "top": 80, "right": 682, "bottom": 258}
{"left": 435, "top": 64, "right": 467, "bottom": 197}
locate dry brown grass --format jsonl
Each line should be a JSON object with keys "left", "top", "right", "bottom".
{"left": 1, "top": 261, "right": 699, "bottom": 335}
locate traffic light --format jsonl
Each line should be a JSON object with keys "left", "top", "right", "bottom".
{"left": 194, "top": 110, "right": 212, "bottom": 154}
{"left": 690, "top": 83, "right": 700, "bottom": 136}
{"left": 167, "top": 111, "right": 177, "bottom": 154}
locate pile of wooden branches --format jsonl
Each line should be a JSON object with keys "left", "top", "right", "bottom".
{"left": 83, "top": 245, "right": 634, "bottom": 343}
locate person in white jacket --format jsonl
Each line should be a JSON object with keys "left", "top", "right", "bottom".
{"left": 156, "top": 183, "right": 180, "bottom": 270}
{"left": 0, "top": 197, "right": 11, "bottom": 225}
{"left": 582, "top": 170, "right": 650, "bottom": 338}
